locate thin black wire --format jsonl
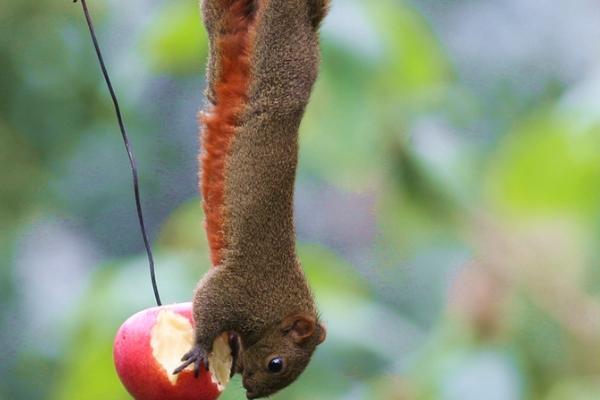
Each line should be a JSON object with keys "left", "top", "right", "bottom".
{"left": 75, "top": 0, "right": 162, "bottom": 306}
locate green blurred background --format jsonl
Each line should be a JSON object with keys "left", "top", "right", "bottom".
{"left": 3, "top": 0, "right": 600, "bottom": 399}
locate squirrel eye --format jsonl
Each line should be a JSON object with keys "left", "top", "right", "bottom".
{"left": 267, "top": 357, "right": 284, "bottom": 373}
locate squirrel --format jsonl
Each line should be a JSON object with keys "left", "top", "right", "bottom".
{"left": 173, "top": 0, "right": 329, "bottom": 398}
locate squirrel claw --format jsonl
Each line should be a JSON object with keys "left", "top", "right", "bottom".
{"left": 173, "top": 345, "right": 208, "bottom": 378}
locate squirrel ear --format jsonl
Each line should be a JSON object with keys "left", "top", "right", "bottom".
{"left": 317, "top": 323, "right": 327, "bottom": 345}
{"left": 283, "top": 313, "right": 316, "bottom": 344}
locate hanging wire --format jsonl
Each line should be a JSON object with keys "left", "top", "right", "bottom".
{"left": 75, "top": 0, "right": 162, "bottom": 306}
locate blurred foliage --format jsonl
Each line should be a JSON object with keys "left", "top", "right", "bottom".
{"left": 3, "top": 0, "right": 600, "bottom": 399}
{"left": 142, "top": 1, "right": 208, "bottom": 75}
{"left": 487, "top": 113, "right": 600, "bottom": 219}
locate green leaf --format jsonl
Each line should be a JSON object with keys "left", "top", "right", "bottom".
{"left": 370, "top": 0, "right": 452, "bottom": 97}
{"left": 486, "top": 112, "right": 600, "bottom": 219}
{"left": 142, "top": 2, "right": 208, "bottom": 75}
{"left": 298, "top": 244, "right": 370, "bottom": 299}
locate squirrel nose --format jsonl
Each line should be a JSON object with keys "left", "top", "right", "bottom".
{"left": 242, "top": 375, "right": 253, "bottom": 389}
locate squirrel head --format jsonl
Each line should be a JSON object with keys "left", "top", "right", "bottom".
{"left": 237, "top": 312, "right": 326, "bottom": 399}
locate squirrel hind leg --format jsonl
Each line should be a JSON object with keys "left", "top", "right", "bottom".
{"left": 201, "top": 0, "right": 257, "bottom": 35}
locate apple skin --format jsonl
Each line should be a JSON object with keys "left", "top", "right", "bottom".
{"left": 114, "top": 303, "right": 220, "bottom": 400}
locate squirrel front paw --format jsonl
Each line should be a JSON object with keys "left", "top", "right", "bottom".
{"left": 172, "top": 345, "right": 209, "bottom": 378}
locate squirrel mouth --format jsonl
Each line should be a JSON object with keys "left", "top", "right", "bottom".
{"left": 243, "top": 383, "right": 258, "bottom": 399}
{"left": 228, "top": 331, "right": 242, "bottom": 376}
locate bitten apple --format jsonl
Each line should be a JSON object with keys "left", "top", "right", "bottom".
{"left": 114, "top": 303, "right": 233, "bottom": 400}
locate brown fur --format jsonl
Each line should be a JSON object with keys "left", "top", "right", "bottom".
{"left": 186, "top": 1, "right": 329, "bottom": 398}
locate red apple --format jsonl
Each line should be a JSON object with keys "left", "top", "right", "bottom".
{"left": 114, "top": 303, "right": 232, "bottom": 400}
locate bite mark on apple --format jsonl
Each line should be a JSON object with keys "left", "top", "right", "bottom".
{"left": 151, "top": 309, "right": 195, "bottom": 385}
{"left": 149, "top": 308, "right": 233, "bottom": 389}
